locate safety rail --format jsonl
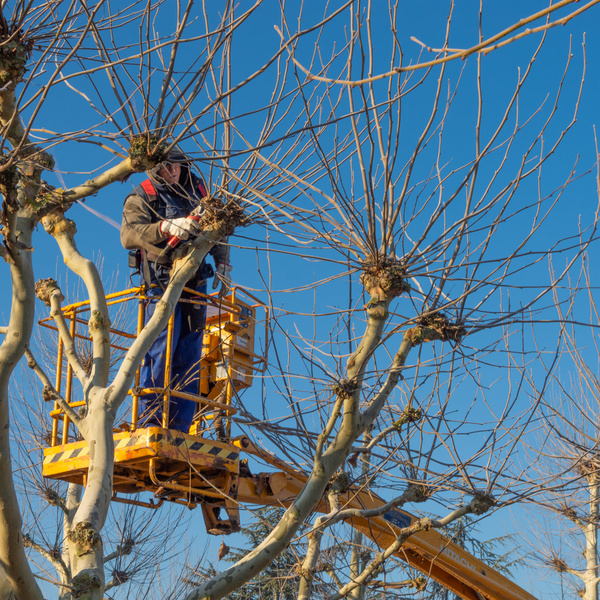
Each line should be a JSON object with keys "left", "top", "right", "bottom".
{"left": 39, "top": 286, "right": 269, "bottom": 445}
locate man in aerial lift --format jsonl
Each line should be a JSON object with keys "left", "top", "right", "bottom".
{"left": 121, "top": 148, "right": 232, "bottom": 432}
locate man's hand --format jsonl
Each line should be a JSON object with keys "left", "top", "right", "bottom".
{"left": 160, "top": 216, "right": 201, "bottom": 240}
{"left": 212, "top": 263, "right": 233, "bottom": 296}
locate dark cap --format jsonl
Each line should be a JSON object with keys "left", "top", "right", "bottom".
{"left": 146, "top": 147, "right": 191, "bottom": 180}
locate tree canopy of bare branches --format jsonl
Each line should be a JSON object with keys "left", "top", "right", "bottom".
{"left": 0, "top": 2, "right": 599, "bottom": 600}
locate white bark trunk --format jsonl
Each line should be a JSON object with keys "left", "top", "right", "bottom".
{"left": 59, "top": 484, "right": 82, "bottom": 600}
{"left": 583, "top": 476, "right": 599, "bottom": 600}
{"left": 0, "top": 217, "right": 44, "bottom": 600}
{"left": 0, "top": 567, "right": 13, "bottom": 600}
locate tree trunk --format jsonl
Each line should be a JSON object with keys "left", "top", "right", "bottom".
{"left": 583, "top": 475, "right": 599, "bottom": 600}
{"left": 0, "top": 218, "right": 44, "bottom": 600}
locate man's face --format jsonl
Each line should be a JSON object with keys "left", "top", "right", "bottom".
{"left": 157, "top": 162, "right": 181, "bottom": 184}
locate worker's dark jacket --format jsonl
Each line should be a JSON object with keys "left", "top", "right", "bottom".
{"left": 121, "top": 169, "right": 227, "bottom": 287}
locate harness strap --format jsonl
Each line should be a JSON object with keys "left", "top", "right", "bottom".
{"left": 141, "top": 250, "right": 155, "bottom": 288}
{"left": 137, "top": 180, "right": 159, "bottom": 288}
{"left": 140, "top": 179, "right": 157, "bottom": 198}
{"left": 136, "top": 176, "right": 207, "bottom": 288}
{"left": 141, "top": 177, "right": 206, "bottom": 199}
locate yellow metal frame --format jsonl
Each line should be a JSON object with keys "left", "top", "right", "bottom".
{"left": 40, "top": 285, "right": 266, "bottom": 530}
{"left": 39, "top": 285, "right": 269, "bottom": 445}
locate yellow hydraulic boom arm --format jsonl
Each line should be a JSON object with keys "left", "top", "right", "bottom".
{"left": 235, "top": 440, "right": 537, "bottom": 600}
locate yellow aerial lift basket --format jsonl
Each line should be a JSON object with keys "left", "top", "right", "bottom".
{"left": 40, "top": 285, "right": 268, "bottom": 533}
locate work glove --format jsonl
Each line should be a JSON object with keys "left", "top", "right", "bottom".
{"left": 159, "top": 216, "right": 201, "bottom": 241}
{"left": 212, "top": 263, "right": 233, "bottom": 296}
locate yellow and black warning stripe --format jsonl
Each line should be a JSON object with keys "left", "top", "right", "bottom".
{"left": 44, "top": 444, "right": 87, "bottom": 465}
{"left": 43, "top": 430, "right": 238, "bottom": 466}
{"left": 44, "top": 433, "right": 143, "bottom": 465}
{"left": 149, "top": 431, "right": 239, "bottom": 461}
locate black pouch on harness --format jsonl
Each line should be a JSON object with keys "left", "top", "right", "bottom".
{"left": 128, "top": 249, "right": 141, "bottom": 270}
{"left": 186, "top": 300, "right": 207, "bottom": 332}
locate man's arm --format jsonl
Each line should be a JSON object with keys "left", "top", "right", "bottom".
{"left": 121, "top": 193, "right": 166, "bottom": 254}
{"left": 209, "top": 237, "right": 229, "bottom": 266}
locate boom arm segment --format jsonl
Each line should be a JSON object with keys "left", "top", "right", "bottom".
{"left": 235, "top": 443, "right": 537, "bottom": 600}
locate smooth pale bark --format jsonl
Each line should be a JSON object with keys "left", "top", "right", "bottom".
{"left": 0, "top": 566, "right": 13, "bottom": 600}
{"left": 0, "top": 217, "right": 44, "bottom": 600}
{"left": 58, "top": 484, "right": 83, "bottom": 600}
{"left": 297, "top": 516, "right": 326, "bottom": 600}
{"left": 298, "top": 488, "right": 341, "bottom": 600}
{"left": 557, "top": 474, "right": 600, "bottom": 599}
{"left": 42, "top": 213, "right": 111, "bottom": 389}
{"left": 582, "top": 476, "right": 600, "bottom": 600}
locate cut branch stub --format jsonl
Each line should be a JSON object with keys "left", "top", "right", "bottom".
{"left": 88, "top": 309, "right": 111, "bottom": 332}
{"left": 546, "top": 553, "right": 568, "bottom": 573}
{"left": 20, "top": 144, "right": 55, "bottom": 173}
{"left": 41, "top": 211, "right": 76, "bottom": 238}
{"left": 0, "top": 34, "right": 33, "bottom": 88}
{"left": 469, "top": 492, "right": 496, "bottom": 515}
{"left": 0, "top": 154, "right": 17, "bottom": 200}
{"left": 360, "top": 259, "right": 410, "bottom": 302}
{"left": 68, "top": 522, "right": 102, "bottom": 557}
{"left": 128, "top": 134, "right": 167, "bottom": 172}
{"left": 330, "top": 469, "right": 351, "bottom": 495}
{"left": 171, "top": 198, "right": 247, "bottom": 263}
{"left": 296, "top": 565, "right": 316, "bottom": 579}
{"left": 42, "top": 384, "right": 57, "bottom": 402}
{"left": 41, "top": 484, "right": 62, "bottom": 507}
{"left": 34, "top": 277, "right": 63, "bottom": 306}
{"left": 405, "top": 312, "right": 466, "bottom": 345}
{"left": 559, "top": 503, "right": 579, "bottom": 522}
{"left": 27, "top": 183, "right": 65, "bottom": 216}
{"left": 331, "top": 378, "right": 358, "bottom": 402}
{"left": 71, "top": 569, "right": 102, "bottom": 599}
{"left": 393, "top": 406, "right": 423, "bottom": 428}
{"left": 111, "top": 570, "right": 130, "bottom": 585}
{"left": 404, "top": 482, "right": 432, "bottom": 503}
{"left": 196, "top": 196, "right": 247, "bottom": 236}
{"left": 575, "top": 458, "right": 600, "bottom": 482}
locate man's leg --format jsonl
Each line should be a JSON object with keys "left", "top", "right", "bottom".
{"left": 170, "top": 285, "right": 207, "bottom": 431}
{"left": 139, "top": 299, "right": 182, "bottom": 427}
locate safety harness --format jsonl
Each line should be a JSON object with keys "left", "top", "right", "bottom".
{"left": 131, "top": 177, "right": 208, "bottom": 288}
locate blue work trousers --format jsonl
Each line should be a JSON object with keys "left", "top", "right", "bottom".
{"left": 138, "top": 284, "right": 207, "bottom": 432}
